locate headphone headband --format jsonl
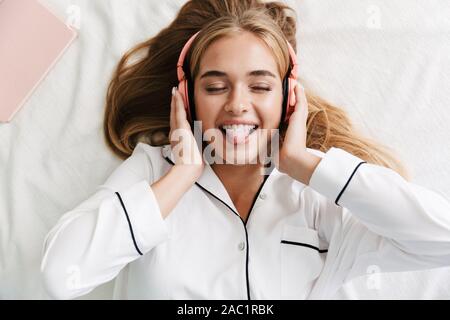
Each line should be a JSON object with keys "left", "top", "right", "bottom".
{"left": 177, "top": 31, "right": 298, "bottom": 83}
{"left": 176, "top": 30, "right": 299, "bottom": 125}
{"left": 177, "top": 31, "right": 201, "bottom": 81}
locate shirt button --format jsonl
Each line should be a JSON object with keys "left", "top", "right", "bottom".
{"left": 259, "top": 193, "right": 267, "bottom": 200}
{"left": 238, "top": 241, "right": 246, "bottom": 251}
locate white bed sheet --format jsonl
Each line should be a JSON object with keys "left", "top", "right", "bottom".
{"left": 0, "top": 0, "right": 449, "bottom": 299}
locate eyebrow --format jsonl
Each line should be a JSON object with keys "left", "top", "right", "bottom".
{"left": 200, "top": 70, "right": 277, "bottom": 79}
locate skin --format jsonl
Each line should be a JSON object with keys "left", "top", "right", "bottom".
{"left": 193, "top": 31, "right": 285, "bottom": 207}
{"left": 161, "top": 31, "right": 322, "bottom": 221}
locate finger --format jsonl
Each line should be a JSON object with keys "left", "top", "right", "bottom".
{"left": 272, "top": 138, "right": 281, "bottom": 167}
{"left": 174, "top": 88, "right": 196, "bottom": 162}
{"left": 298, "top": 84, "right": 308, "bottom": 112}
{"left": 174, "top": 88, "right": 188, "bottom": 125}
{"left": 292, "top": 84, "right": 308, "bottom": 116}
{"left": 289, "top": 83, "right": 298, "bottom": 109}
{"left": 285, "top": 85, "right": 308, "bottom": 133}
{"left": 170, "top": 88, "right": 176, "bottom": 133}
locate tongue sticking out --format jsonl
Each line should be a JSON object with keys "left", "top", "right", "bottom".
{"left": 225, "top": 129, "right": 251, "bottom": 145}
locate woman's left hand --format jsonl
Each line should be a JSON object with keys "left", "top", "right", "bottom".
{"left": 275, "top": 83, "right": 322, "bottom": 185}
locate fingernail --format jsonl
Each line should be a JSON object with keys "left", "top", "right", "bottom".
{"left": 172, "top": 87, "right": 176, "bottom": 96}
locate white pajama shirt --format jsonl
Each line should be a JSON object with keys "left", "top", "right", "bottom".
{"left": 40, "top": 142, "right": 450, "bottom": 299}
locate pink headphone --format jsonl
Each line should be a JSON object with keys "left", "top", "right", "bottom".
{"left": 176, "top": 31, "right": 299, "bottom": 125}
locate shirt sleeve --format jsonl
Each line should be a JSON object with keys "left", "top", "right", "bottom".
{"left": 40, "top": 143, "right": 169, "bottom": 300}
{"left": 308, "top": 147, "right": 450, "bottom": 257}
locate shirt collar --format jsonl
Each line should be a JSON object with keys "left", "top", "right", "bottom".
{"left": 160, "top": 145, "right": 276, "bottom": 215}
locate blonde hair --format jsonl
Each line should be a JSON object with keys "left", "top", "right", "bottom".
{"left": 103, "top": 0, "right": 411, "bottom": 180}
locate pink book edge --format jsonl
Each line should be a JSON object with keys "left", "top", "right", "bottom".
{"left": 1, "top": 0, "right": 78, "bottom": 123}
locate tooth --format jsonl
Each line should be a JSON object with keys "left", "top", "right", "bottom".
{"left": 222, "top": 124, "right": 257, "bottom": 131}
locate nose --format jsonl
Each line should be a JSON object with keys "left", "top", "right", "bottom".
{"left": 224, "top": 103, "right": 248, "bottom": 115}
{"left": 223, "top": 86, "right": 250, "bottom": 115}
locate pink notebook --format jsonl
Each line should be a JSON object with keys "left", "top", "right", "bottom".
{"left": 0, "top": 0, "right": 77, "bottom": 123}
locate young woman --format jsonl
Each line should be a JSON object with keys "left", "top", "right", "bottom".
{"left": 40, "top": 0, "right": 450, "bottom": 300}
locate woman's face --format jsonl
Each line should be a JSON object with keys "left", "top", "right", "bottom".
{"left": 194, "top": 31, "right": 284, "bottom": 165}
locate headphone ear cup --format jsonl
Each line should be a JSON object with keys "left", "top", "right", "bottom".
{"left": 187, "top": 77, "right": 196, "bottom": 126}
{"left": 281, "top": 76, "right": 289, "bottom": 123}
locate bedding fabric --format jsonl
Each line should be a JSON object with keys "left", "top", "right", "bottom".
{"left": 0, "top": 0, "right": 449, "bottom": 299}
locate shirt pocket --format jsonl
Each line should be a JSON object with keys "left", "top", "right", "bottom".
{"left": 280, "top": 224, "right": 327, "bottom": 299}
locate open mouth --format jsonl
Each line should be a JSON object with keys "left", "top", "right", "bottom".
{"left": 218, "top": 124, "right": 259, "bottom": 145}
{"left": 219, "top": 124, "right": 258, "bottom": 134}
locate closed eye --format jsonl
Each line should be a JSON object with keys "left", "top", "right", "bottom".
{"left": 206, "top": 87, "right": 272, "bottom": 93}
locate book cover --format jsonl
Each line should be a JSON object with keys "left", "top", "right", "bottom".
{"left": 0, "top": 0, "right": 77, "bottom": 123}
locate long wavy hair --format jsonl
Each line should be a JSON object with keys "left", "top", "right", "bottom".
{"left": 103, "top": 0, "right": 411, "bottom": 180}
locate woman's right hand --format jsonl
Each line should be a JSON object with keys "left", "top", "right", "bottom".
{"left": 169, "top": 87, "right": 205, "bottom": 179}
